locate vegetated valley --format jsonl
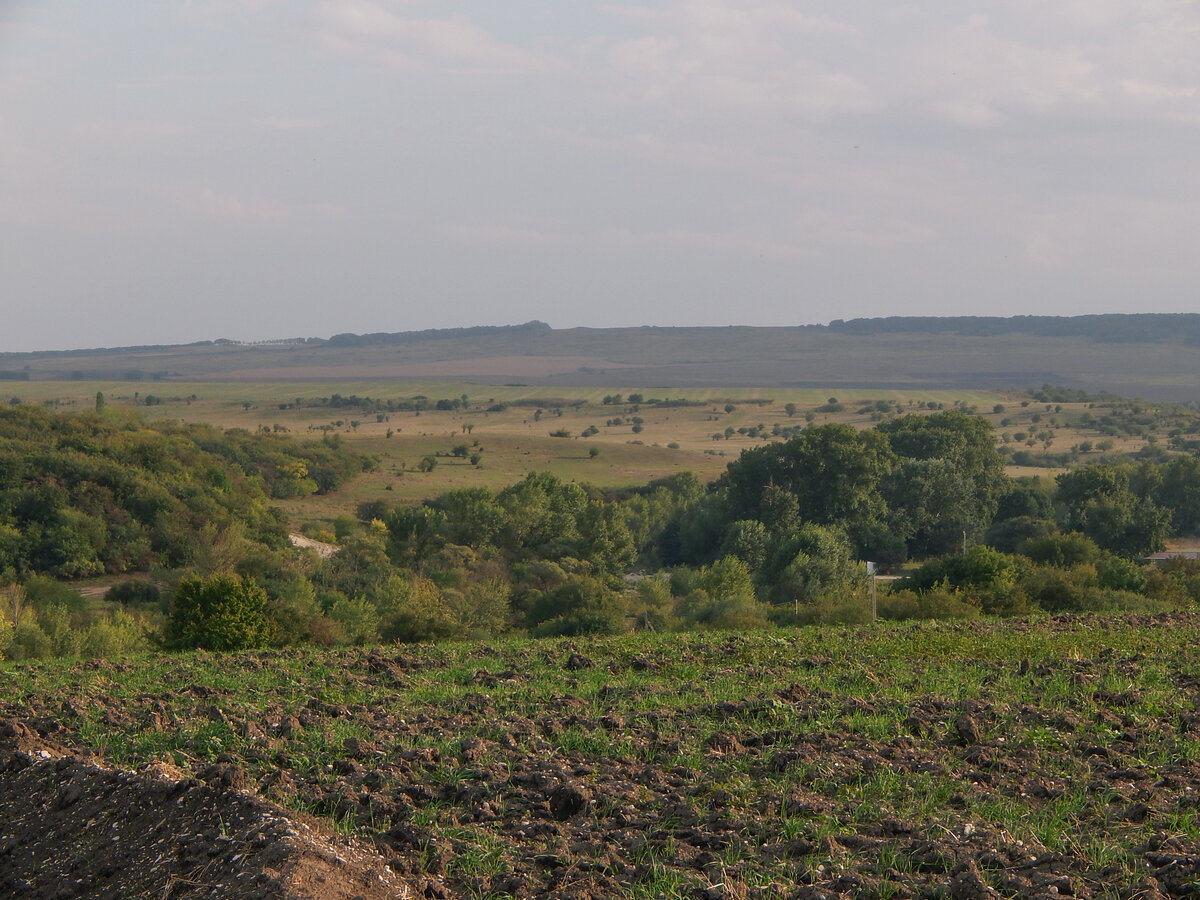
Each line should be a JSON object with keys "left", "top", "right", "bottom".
{"left": 3, "top": 367, "right": 1200, "bottom": 896}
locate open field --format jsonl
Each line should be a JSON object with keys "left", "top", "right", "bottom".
{"left": 3, "top": 613, "right": 1199, "bottom": 898}
{"left": 5, "top": 380, "right": 1173, "bottom": 525}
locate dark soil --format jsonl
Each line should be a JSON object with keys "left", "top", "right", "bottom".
{"left": 0, "top": 719, "right": 420, "bottom": 899}
{"left": 3, "top": 613, "right": 1200, "bottom": 899}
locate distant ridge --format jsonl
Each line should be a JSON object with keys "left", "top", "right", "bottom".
{"left": 325, "top": 321, "right": 553, "bottom": 348}
{"left": 826, "top": 314, "right": 1200, "bottom": 345}
{"left": 6, "top": 315, "right": 1198, "bottom": 358}
{"left": 3, "top": 315, "right": 1200, "bottom": 401}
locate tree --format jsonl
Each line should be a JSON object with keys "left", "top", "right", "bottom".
{"left": 431, "top": 487, "right": 507, "bottom": 548}
{"left": 719, "top": 520, "right": 771, "bottom": 573}
{"left": 497, "top": 472, "right": 586, "bottom": 559}
{"left": 878, "top": 411, "right": 1005, "bottom": 503}
{"left": 882, "top": 458, "right": 986, "bottom": 557}
{"left": 1155, "top": 455, "right": 1200, "bottom": 534}
{"left": 382, "top": 507, "right": 445, "bottom": 570}
{"left": 723, "top": 424, "right": 894, "bottom": 531}
{"left": 1056, "top": 463, "right": 1170, "bottom": 558}
{"left": 329, "top": 596, "right": 381, "bottom": 645}
{"left": 676, "top": 556, "right": 771, "bottom": 629}
{"left": 760, "top": 523, "right": 860, "bottom": 607}
{"left": 877, "top": 411, "right": 1007, "bottom": 554}
{"left": 164, "top": 574, "right": 273, "bottom": 651}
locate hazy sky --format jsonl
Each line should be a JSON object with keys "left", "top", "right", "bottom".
{"left": 2, "top": 1, "right": 1198, "bottom": 352}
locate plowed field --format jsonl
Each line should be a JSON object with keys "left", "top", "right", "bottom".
{"left": 3, "top": 614, "right": 1199, "bottom": 899}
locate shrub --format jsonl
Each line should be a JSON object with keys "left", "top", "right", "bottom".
{"left": 104, "top": 580, "right": 162, "bottom": 606}
{"left": 81, "top": 609, "right": 150, "bottom": 658}
{"left": 9, "top": 620, "right": 52, "bottom": 660}
{"left": 527, "top": 576, "right": 626, "bottom": 636}
{"left": 329, "top": 596, "right": 381, "bottom": 646}
{"left": 1019, "top": 565, "right": 1100, "bottom": 613}
{"left": 878, "top": 588, "right": 981, "bottom": 622}
{"left": 164, "top": 574, "right": 273, "bottom": 651}
{"left": 1017, "top": 532, "right": 1102, "bottom": 568}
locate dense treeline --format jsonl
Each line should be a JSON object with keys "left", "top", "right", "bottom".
{"left": 0, "top": 404, "right": 370, "bottom": 580}
{"left": 3, "top": 406, "right": 1200, "bottom": 661}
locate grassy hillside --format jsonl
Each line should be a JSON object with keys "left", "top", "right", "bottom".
{"left": 4, "top": 614, "right": 1198, "bottom": 898}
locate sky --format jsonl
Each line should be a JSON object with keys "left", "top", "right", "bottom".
{"left": 1, "top": 1, "right": 1198, "bottom": 352}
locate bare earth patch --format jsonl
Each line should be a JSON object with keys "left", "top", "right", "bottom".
{"left": 287, "top": 533, "right": 338, "bottom": 559}
{"left": 0, "top": 720, "right": 420, "bottom": 899}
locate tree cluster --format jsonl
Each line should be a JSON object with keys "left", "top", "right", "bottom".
{"left": 0, "top": 405, "right": 368, "bottom": 580}
{"left": 5, "top": 405, "right": 1200, "bottom": 661}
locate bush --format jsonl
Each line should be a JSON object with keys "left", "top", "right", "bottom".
{"left": 1017, "top": 533, "right": 1102, "bottom": 568}
{"left": 0, "top": 608, "right": 11, "bottom": 661}
{"left": 688, "top": 595, "right": 772, "bottom": 630}
{"left": 378, "top": 576, "right": 462, "bottom": 643}
{"left": 9, "top": 620, "right": 53, "bottom": 660}
{"left": 104, "top": 580, "right": 162, "bottom": 606}
{"left": 164, "top": 574, "right": 273, "bottom": 651}
{"left": 878, "top": 588, "right": 981, "bottom": 621}
{"left": 526, "top": 576, "right": 626, "bottom": 636}
{"left": 1019, "top": 565, "right": 1100, "bottom": 613}
{"left": 81, "top": 609, "right": 150, "bottom": 658}
{"left": 329, "top": 596, "right": 381, "bottom": 646}
{"left": 985, "top": 517, "right": 1056, "bottom": 553}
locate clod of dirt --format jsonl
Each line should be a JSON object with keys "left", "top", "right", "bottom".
{"left": 564, "top": 652, "right": 594, "bottom": 670}
{"left": 0, "top": 718, "right": 426, "bottom": 900}
{"left": 948, "top": 862, "right": 998, "bottom": 900}
{"left": 547, "top": 781, "right": 592, "bottom": 820}
{"left": 704, "top": 732, "right": 744, "bottom": 755}
{"left": 954, "top": 713, "right": 983, "bottom": 745}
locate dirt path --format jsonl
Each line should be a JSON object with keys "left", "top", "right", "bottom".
{"left": 287, "top": 533, "right": 338, "bottom": 558}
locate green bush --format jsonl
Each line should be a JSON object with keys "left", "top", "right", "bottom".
{"left": 526, "top": 576, "right": 626, "bottom": 636}
{"left": 104, "top": 580, "right": 162, "bottom": 606}
{"left": 329, "top": 596, "right": 381, "bottom": 646}
{"left": 9, "top": 621, "right": 53, "bottom": 660}
{"left": 878, "top": 588, "right": 981, "bottom": 622}
{"left": 81, "top": 609, "right": 150, "bottom": 658}
{"left": 164, "top": 574, "right": 273, "bottom": 651}
{"left": 1019, "top": 565, "right": 1100, "bottom": 613}
{"left": 1017, "top": 532, "right": 1102, "bottom": 567}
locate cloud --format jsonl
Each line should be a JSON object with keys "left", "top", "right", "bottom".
{"left": 175, "top": 187, "right": 286, "bottom": 222}
{"left": 1120, "top": 79, "right": 1197, "bottom": 100}
{"left": 442, "top": 222, "right": 578, "bottom": 248}
{"left": 256, "top": 116, "right": 324, "bottom": 130}
{"left": 605, "top": 0, "right": 872, "bottom": 118}
{"left": 904, "top": 17, "right": 1100, "bottom": 126}
{"left": 898, "top": 6, "right": 1200, "bottom": 128}
{"left": 314, "top": 0, "right": 554, "bottom": 74}
{"left": 1021, "top": 192, "right": 1200, "bottom": 274}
